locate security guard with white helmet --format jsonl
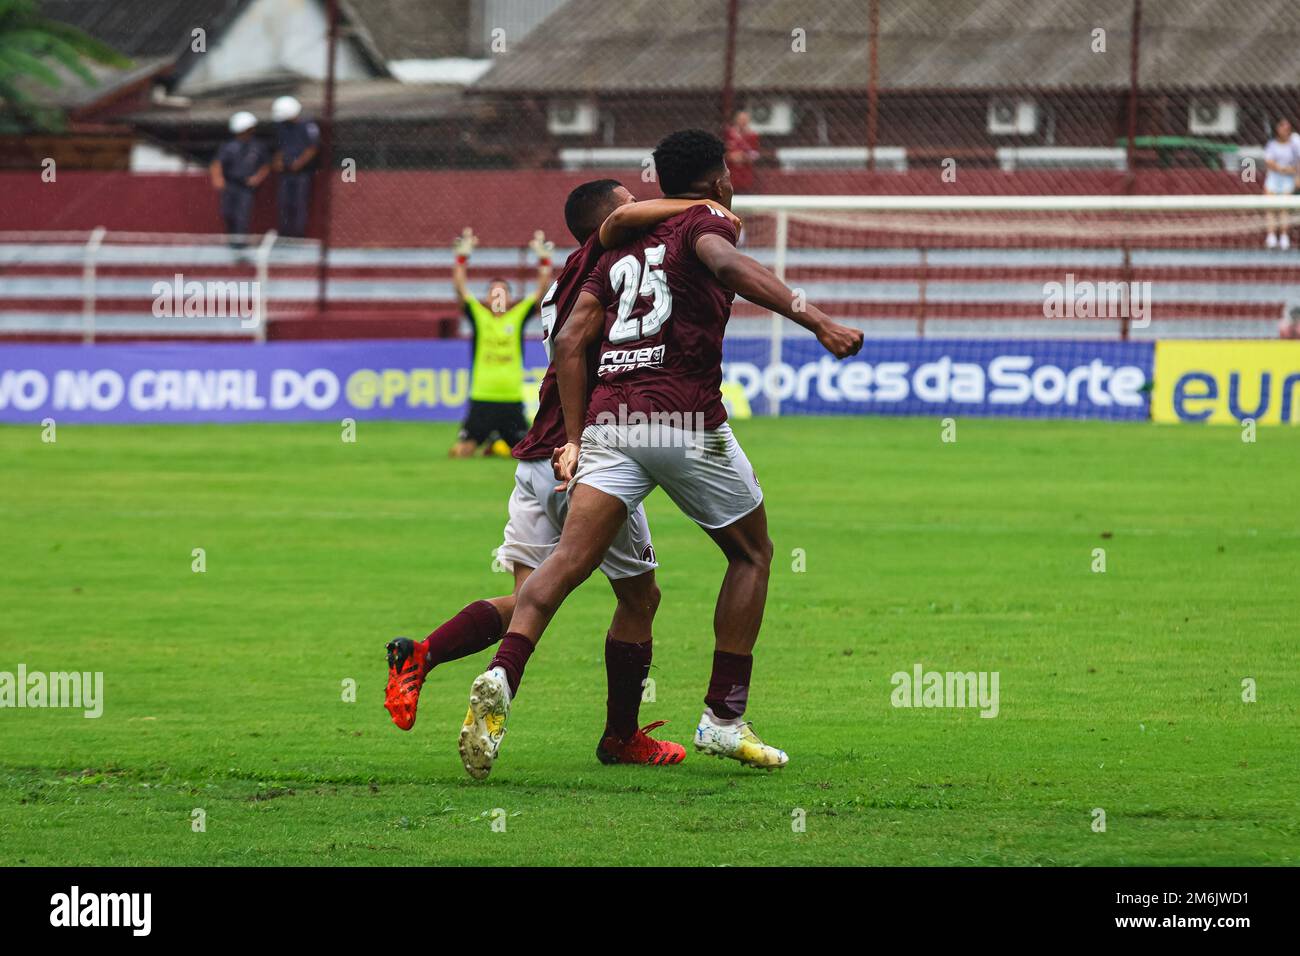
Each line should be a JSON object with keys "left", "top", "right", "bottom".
{"left": 210, "top": 111, "right": 270, "bottom": 247}
{"left": 271, "top": 96, "right": 320, "bottom": 238}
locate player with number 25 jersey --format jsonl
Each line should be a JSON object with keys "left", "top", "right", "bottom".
{"left": 580, "top": 204, "right": 738, "bottom": 432}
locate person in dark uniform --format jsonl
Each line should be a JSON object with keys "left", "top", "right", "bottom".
{"left": 271, "top": 96, "right": 320, "bottom": 238}
{"left": 210, "top": 111, "right": 270, "bottom": 249}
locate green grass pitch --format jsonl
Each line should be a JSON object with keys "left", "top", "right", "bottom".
{"left": 0, "top": 417, "right": 1296, "bottom": 866}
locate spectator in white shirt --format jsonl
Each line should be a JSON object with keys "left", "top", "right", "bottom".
{"left": 1263, "top": 118, "right": 1300, "bottom": 248}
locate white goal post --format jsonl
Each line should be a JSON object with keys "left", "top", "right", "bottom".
{"left": 732, "top": 194, "right": 1300, "bottom": 212}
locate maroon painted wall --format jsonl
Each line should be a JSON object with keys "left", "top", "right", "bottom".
{"left": 2, "top": 167, "right": 1261, "bottom": 247}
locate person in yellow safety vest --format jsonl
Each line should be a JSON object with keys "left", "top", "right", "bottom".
{"left": 450, "top": 227, "right": 554, "bottom": 457}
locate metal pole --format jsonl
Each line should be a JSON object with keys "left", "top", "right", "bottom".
{"left": 82, "top": 227, "right": 106, "bottom": 344}
{"left": 315, "top": 0, "right": 339, "bottom": 313}
{"left": 769, "top": 209, "right": 788, "bottom": 416}
{"left": 917, "top": 245, "right": 928, "bottom": 337}
{"left": 867, "top": 0, "right": 879, "bottom": 172}
{"left": 721, "top": 0, "right": 739, "bottom": 126}
{"left": 253, "top": 229, "right": 278, "bottom": 343}
{"left": 1125, "top": 0, "right": 1142, "bottom": 191}
{"left": 1119, "top": 242, "right": 1133, "bottom": 341}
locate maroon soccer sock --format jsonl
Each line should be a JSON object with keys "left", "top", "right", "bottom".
{"left": 417, "top": 600, "right": 504, "bottom": 669}
{"left": 705, "top": 650, "right": 753, "bottom": 721}
{"left": 488, "top": 632, "right": 535, "bottom": 697}
{"left": 604, "top": 634, "right": 653, "bottom": 741}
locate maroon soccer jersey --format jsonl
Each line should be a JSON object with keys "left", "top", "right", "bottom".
{"left": 510, "top": 232, "right": 605, "bottom": 461}
{"left": 580, "top": 204, "right": 738, "bottom": 429}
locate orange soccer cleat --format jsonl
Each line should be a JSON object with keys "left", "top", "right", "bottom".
{"left": 384, "top": 637, "right": 429, "bottom": 731}
{"left": 595, "top": 720, "right": 686, "bottom": 766}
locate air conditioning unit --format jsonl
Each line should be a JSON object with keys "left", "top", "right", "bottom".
{"left": 987, "top": 98, "right": 1038, "bottom": 136}
{"left": 547, "top": 101, "right": 598, "bottom": 136}
{"left": 1188, "top": 99, "right": 1237, "bottom": 136}
{"left": 746, "top": 98, "right": 795, "bottom": 136}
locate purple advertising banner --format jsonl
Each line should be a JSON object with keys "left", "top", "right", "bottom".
{"left": 0, "top": 340, "right": 550, "bottom": 424}
{"left": 1, "top": 337, "right": 1154, "bottom": 424}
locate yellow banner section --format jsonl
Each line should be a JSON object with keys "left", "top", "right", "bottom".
{"left": 1153, "top": 341, "right": 1300, "bottom": 424}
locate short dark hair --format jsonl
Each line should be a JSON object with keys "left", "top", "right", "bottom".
{"left": 564, "top": 179, "right": 623, "bottom": 243}
{"left": 653, "top": 129, "right": 726, "bottom": 196}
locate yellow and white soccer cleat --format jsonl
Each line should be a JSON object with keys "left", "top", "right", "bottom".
{"left": 693, "top": 709, "right": 788, "bottom": 770}
{"left": 459, "top": 667, "right": 511, "bottom": 780}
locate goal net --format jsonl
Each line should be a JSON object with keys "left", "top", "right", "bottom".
{"left": 721, "top": 194, "right": 1300, "bottom": 417}
{"left": 729, "top": 194, "right": 1300, "bottom": 340}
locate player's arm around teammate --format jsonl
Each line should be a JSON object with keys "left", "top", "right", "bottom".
{"left": 599, "top": 197, "right": 741, "bottom": 248}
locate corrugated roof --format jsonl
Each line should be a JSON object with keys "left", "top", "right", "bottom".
{"left": 343, "top": 0, "right": 471, "bottom": 61}
{"left": 37, "top": 0, "right": 248, "bottom": 60}
{"left": 473, "top": 0, "right": 1300, "bottom": 93}
{"left": 13, "top": 56, "right": 173, "bottom": 109}
{"left": 123, "top": 79, "right": 477, "bottom": 126}
{"left": 35, "top": 0, "right": 442, "bottom": 71}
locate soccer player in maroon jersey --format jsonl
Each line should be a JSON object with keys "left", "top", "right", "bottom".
{"left": 383, "top": 179, "right": 740, "bottom": 774}
{"left": 460, "top": 130, "right": 863, "bottom": 777}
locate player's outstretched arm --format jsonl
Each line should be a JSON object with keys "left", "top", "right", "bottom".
{"left": 529, "top": 231, "right": 554, "bottom": 302}
{"left": 550, "top": 290, "right": 605, "bottom": 490}
{"left": 599, "top": 198, "right": 741, "bottom": 249}
{"left": 695, "top": 233, "right": 864, "bottom": 359}
{"left": 452, "top": 227, "right": 477, "bottom": 301}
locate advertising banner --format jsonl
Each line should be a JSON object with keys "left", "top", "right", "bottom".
{"left": 1151, "top": 340, "right": 1300, "bottom": 424}
{"left": 0, "top": 340, "right": 547, "bottom": 424}
{"left": 1, "top": 338, "right": 1154, "bottom": 424}
{"left": 723, "top": 338, "right": 1153, "bottom": 420}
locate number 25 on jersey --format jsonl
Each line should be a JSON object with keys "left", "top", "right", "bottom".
{"left": 608, "top": 244, "right": 673, "bottom": 344}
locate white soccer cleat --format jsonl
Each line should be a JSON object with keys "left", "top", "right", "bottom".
{"left": 1283, "top": 234, "right": 1292, "bottom": 250}
{"left": 458, "top": 667, "right": 511, "bottom": 780}
{"left": 1267, "top": 232, "right": 1279, "bottom": 248}
{"left": 693, "top": 708, "right": 788, "bottom": 770}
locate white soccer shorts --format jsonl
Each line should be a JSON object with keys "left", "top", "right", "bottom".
{"left": 572, "top": 421, "right": 764, "bottom": 530}
{"left": 496, "top": 458, "right": 657, "bottom": 580}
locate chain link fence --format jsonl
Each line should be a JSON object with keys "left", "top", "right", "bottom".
{"left": 311, "top": 0, "right": 1300, "bottom": 250}
{"left": 5, "top": 0, "right": 1300, "bottom": 338}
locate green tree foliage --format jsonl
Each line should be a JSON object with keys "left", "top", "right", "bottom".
{"left": 0, "top": 0, "right": 132, "bottom": 132}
